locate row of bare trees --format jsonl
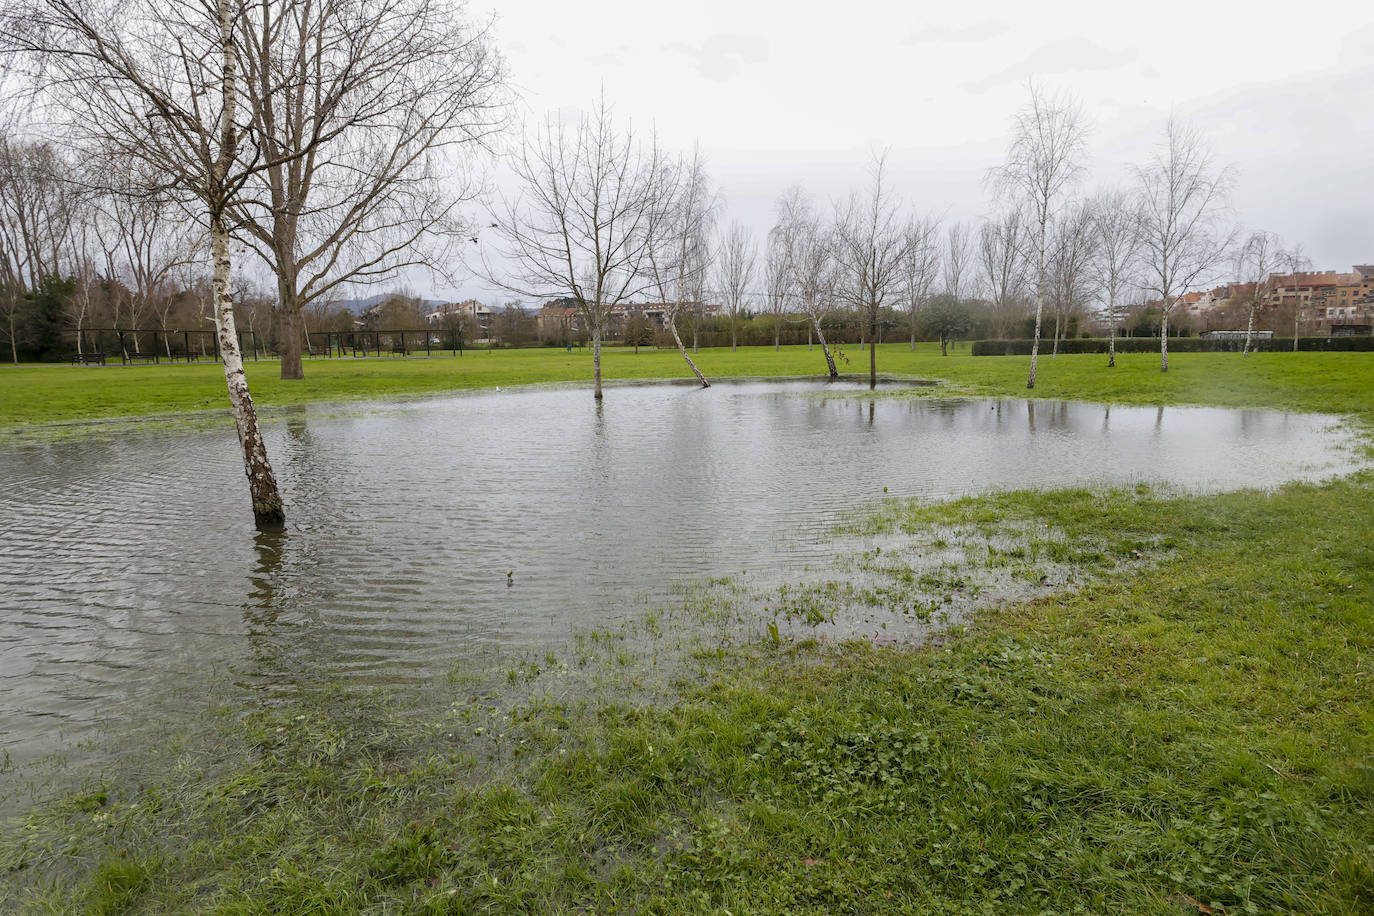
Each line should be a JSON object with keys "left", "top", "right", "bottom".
{"left": 987, "top": 85, "right": 1316, "bottom": 383}
{"left": 489, "top": 85, "right": 1310, "bottom": 404}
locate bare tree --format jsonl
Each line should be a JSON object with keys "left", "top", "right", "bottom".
{"left": 0, "top": 134, "right": 81, "bottom": 360}
{"left": 901, "top": 215, "right": 940, "bottom": 349}
{"left": 1134, "top": 117, "right": 1237, "bottom": 371}
{"left": 89, "top": 169, "right": 203, "bottom": 355}
{"left": 763, "top": 226, "right": 790, "bottom": 351}
{"left": 1046, "top": 199, "right": 1098, "bottom": 355}
{"left": 715, "top": 221, "right": 756, "bottom": 352}
{"left": 989, "top": 84, "right": 1089, "bottom": 388}
{"left": 833, "top": 154, "right": 915, "bottom": 388}
{"left": 942, "top": 220, "right": 974, "bottom": 302}
{"left": 978, "top": 209, "right": 1028, "bottom": 339}
{"left": 489, "top": 97, "right": 668, "bottom": 399}
{"left": 774, "top": 185, "right": 839, "bottom": 378}
{"left": 641, "top": 145, "right": 715, "bottom": 385}
{"left": 1088, "top": 189, "right": 1142, "bottom": 367}
{"left": 1233, "top": 230, "right": 1284, "bottom": 356}
{"left": 5, "top": 0, "right": 286, "bottom": 525}
{"left": 235, "top": 0, "right": 506, "bottom": 380}
{"left": 1281, "top": 244, "right": 1311, "bottom": 351}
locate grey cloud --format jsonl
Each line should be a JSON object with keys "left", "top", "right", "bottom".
{"left": 664, "top": 34, "right": 769, "bottom": 81}
{"left": 963, "top": 38, "right": 1138, "bottom": 92}
{"left": 903, "top": 22, "right": 1007, "bottom": 45}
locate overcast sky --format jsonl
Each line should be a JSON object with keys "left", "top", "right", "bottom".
{"left": 436, "top": 0, "right": 1374, "bottom": 306}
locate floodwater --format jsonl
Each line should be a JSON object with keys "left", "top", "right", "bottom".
{"left": 0, "top": 380, "right": 1363, "bottom": 772}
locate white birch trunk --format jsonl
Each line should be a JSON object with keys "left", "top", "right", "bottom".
{"left": 812, "top": 312, "right": 838, "bottom": 378}
{"left": 1027, "top": 241, "right": 1045, "bottom": 389}
{"left": 1160, "top": 307, "right": 1170, "bottom": 372}
{"left": 667, "top": 307, "right": 709, "bottom": 388}
{"left": 212, "top": 217, "right": 285, "bottom": 526}
{"left": 212, "top": 0, "right": 284, "bottom": 527}
{"left": 1107, "top": 295, "right": 1117, "bottom": 368}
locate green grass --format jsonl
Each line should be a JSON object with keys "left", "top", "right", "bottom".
{"left": 2, "top": 345, "right": 1373, "bottom": 913}
{"left": 5, "top": 344, "right": 1374, "bottom": 428}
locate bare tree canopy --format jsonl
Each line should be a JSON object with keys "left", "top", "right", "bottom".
{"left": 488, "top": 96, "right": 669, "bottom": 399}
{"left": 978, "top": 209, "right": 1029, "bottom": 340}
{"left": 988, "top": 83, "right": 1089, "bottom": 388}
{"left": 1134, "top": 117, "right": 1237, "bottom": 371}
{"left": 942, "top": 220, "right": 974, "bottom": 303}
{"left": 234, "top": 0, "right": 508, "bottom": 380}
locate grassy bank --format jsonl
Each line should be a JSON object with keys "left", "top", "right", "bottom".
{"left": 4, "top": 344, "right": 1374, "bottom": 428}
{"left": 3, "top": 477, "right": 1370, "bottom": 913}
{"left": 2, "top": 349, "right": 1372, "bottom": 913}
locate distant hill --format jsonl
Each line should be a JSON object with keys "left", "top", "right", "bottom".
{"left": 327, "top": 294, "right": 449, "bottom": 315}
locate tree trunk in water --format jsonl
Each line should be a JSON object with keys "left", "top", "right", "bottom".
{"left": 812, "top": 314, "right": 838, "bottom": 378}
{"left": 212, "top": 216, "right": 285, "bottom": 528}
{"left": 1160, "top": 310, "right": 1170, "bottom": 372}
{"left": 592, "top": 322, "right": 603, "bottom": 400}
{"left": 868, "top": 310, "right": 877, "bottom": 389}
{"left": 668, "top": 310, "right": 709, "bottom": 388}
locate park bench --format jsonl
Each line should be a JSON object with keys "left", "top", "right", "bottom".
{"left": 71, "top": 352, "right": 105, "bottom": 365}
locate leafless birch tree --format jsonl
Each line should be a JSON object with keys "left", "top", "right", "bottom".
{"left": 1088, "top": 189, "right": 1142, "bottom": 367}
{"left": 1234, "top": 230, "right": 1284, "bottom": 356}
{"left": 715, "top": 221, "right": 755, "bottom": 352}
{"left": 1282, "top": 245, "right": 1311, "bottom": 350}
{"left": 4, "top": 0, "right": 286, "bottom": 525}
{"left": 988, "top": 84, "right": 1088, "bottom": 388}
{"left": 774, "top": 185, "right": 839, "bottom": 378}
{"left": 490, "top": 98, "right": 668, "bottom": 399}
{"left": 640, "top": 145, "right": 715, "bottom": 385}
{"left": 1134, "top": 117, "right": 1237, "bottom": 371}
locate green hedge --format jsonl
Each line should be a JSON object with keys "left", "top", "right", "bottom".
{"left": 971, "top": 336, "right": 1374, "bottom": 355}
